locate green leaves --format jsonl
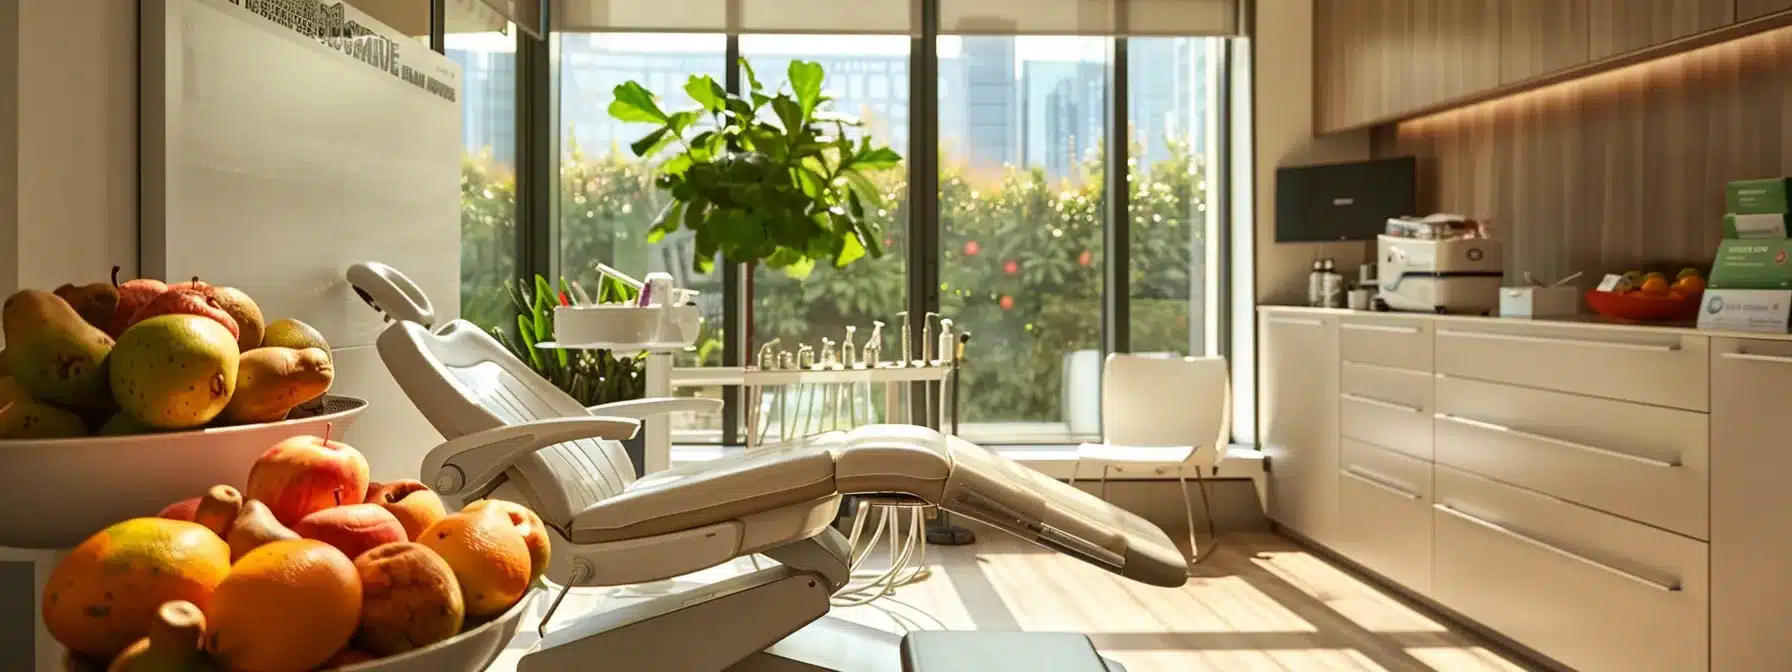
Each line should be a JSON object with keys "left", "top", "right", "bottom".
{"left": 606, "top": 57, "right": 903, "bottom": 276}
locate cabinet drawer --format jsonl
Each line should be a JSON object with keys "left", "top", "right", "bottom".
{"left": 1433, "top": 375, "right": 1707, "bottom": 539}
{"left": 1338, "top": 439, "right": 1432, "bottom": 595}
{"left": 1340, "top": 362, "right": 1434, "bottom": 461}
{"left": 1433, "top": 467, "right": 1708, "bottom": 672}
{"left": 1434, "top": 322, "right": 1708, "bottom": 411}
{"left": 1711, "top": 338, "right": 1792, "bottom": 671}
{"left": 1340, "top": 315, "right": 1433, "bottom": 371}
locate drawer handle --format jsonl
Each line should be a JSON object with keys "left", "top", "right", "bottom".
{"left": 1434, "top": 413, "right": 1681, "bottom": 468}
{"left": 1342, "top": 360, "right": 1429, "bottom": 375}
{"left": 1342, "top": 468, "right": 1421, "bottom": 500}
{"left": 1269, "top": 317, "right": 1325, "bottom": 327}
{"left": 1342, "top": 323, "right": 1421, "bottom": 334}
{"left": 1436, "top": 329, "right": 1679, "bottom": 352}
{"left": 1341, "top": 392, "right": 1422, "bottom": 414}
{"left": 1722, "top": 351, "right": 1792, "bottom": 365}
{"left": 1432, "top": 504, "right": 1681, "bottom": 593}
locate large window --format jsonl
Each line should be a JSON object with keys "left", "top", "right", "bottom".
{"left": 939, "top": 36, "right": 1109, "bottom": 442}
{"left": 450, "top": 24, "right": 519, "bottom": 332}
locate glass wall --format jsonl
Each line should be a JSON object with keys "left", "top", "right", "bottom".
{"left": 938, "top": 36, "right": 1109, "bottom": 442}
{"left": 1128, "top": 37, "right": 1225, "bottom": 358}
{"left": 449, "top": 24, "right": 520, "bottom": 332}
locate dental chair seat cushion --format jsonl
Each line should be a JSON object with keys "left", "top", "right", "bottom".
{"left": 569, "top": 442, "right": 839, "bottom": 543}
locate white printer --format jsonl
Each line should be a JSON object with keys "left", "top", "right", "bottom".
{"left": 1377, "top": 215, "right": 1503, "bottom": 314}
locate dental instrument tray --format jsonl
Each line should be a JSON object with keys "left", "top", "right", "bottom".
{"left": 549, "top": 303, "right": 702, "bottom": 352}
{"left": 0, "top": 395, "right": 368, "bottom": 549}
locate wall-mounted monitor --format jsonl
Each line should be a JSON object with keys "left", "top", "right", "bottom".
{"left": 1275, "top": 156, "right": 1417, "bottom": 243}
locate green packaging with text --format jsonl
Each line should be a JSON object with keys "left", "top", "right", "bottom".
{"left": 1708, "top": 239, "right": 1792, "bottom": 289}
{"left": 1726, "top": 178, "right": 1792, "bottom": 215}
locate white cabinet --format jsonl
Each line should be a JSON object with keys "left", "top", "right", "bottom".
{"left": 1259, "top": 312, "right": 1340, "bottom": 545}
{"left": 1710, "top": 337, "right": 1792, "bottom": 671}
{"left": 1338, "top": 439, "right": 1433, "bottom": 595}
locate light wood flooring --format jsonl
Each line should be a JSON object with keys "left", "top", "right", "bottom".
{"left": 495, "top": 530, "right": 1539, "bottom": 672}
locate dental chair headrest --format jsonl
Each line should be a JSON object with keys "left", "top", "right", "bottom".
{"left": 348, "top": 261, "right": 436, "bottom": 328}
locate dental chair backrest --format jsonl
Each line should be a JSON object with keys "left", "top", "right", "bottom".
{"left": 378, "top": 319, "right": 638, "bottom": 526}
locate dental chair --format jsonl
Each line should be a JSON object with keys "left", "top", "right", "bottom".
{"left": 375, "top": 317, "right": 1189, "bottom": 671}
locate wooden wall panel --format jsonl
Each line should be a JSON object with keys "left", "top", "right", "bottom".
{"left": 1739, "top": 0, "right": 1792, "bottom": 21}
{"left": 1375, "top": 25, "right": 1792, "bottom": 286}
{"left": 1588, "top": 0, "right": 1735, "bottom": 59}
{"left": 1499, "top": 0, "right": 1591, "bottom": 83}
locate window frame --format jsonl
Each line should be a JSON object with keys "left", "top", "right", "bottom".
{"left": 466, "top": 0, "right": 1235, "bottom": 447}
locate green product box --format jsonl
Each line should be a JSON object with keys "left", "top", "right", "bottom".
{"left": 1724, "top": 213, "right": 1791, "bottom": 239}
{"left": 1709, "top": 239, "right": 1792, "bottom": 289}
{"left": 1727, "top": 178, "right": 1792, "bottom": 215}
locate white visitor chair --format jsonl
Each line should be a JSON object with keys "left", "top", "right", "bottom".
{"left": 1072, "top": 353, "right": 1230, "bottom": 566}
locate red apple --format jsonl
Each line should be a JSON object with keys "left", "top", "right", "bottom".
{"left": 157, "top": 496, "right": 201, "bottom": 521}
{"left": 110, "top": 266, "right": 167, "bottom": 336}
{"left": 294, "top": 503, "right": 406, "bottom": 560}
{"left": 125, "top": 288, "right": 240, "bottom": 339}
{"left": 369, "top": 479, "right": 448, "bottom": 542}
{"left": 244, "top": 435, "right": 371, "bottom": 527}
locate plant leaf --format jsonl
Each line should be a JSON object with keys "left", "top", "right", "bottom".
{"left": 840, "top": 169, "right": 884, "bottom": 208}
{"left": 771, "top": 96, "right": 803, "bottom": 134}
{"left": 740, "top": 58, "right": 763, "bottom": 93}
{"left": 788, "top": 61, "right": 824, "bottom": 119}
{"left": 608, "top": 81, "right": 668, "bottom": 124}
{"left": 628, "top": 127, "right": 671, "bottom": 158}
{"left": 853, "top": 147, "right": 903, "bottom": 171}
{"left": 684, "top": 75, "right": 725, "bottom": 113}
{"left": 835, "top": 232, "right": 865, "bottom": 268}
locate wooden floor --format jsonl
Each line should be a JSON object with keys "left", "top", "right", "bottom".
{"left": 496, "top": 530, "right": 1540, "bottom": 672}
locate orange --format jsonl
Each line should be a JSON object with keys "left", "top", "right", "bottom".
{"left": 42, "top": 518, "right": 231, "bottom": 660}
{"left": 353, "top": 542, "right": 464, "bottom": 656}
{"left": 419, "top": 508, "right": 532, "bottom": 617}
{"left": 1639, "top": 275, "right": 1671, "bottom": 296}
{"left": 1674, "top": 274, "right": 1706, "bottom": 294}
{"left": 463, "top": 499, "right": 553, "bottom": 583}
{"left": 205, "top": 539, "right": 362, "bottom": 672}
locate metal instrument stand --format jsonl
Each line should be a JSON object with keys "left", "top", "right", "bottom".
{"left": 926, "top": 331, "right": 975, "bottom": 545}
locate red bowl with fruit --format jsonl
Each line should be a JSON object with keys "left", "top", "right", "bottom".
{"left": 1585, "top": 289, "right": 1704, "bottom": 322}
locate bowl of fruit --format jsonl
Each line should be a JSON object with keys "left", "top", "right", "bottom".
{"left": 0, "top": 268, "right": 363, "bottom": 549}
{"left": 52, "top": 438, "right": 549, "bottom": 672}
{"left": 1585, "top": 268, "right": 1707, "bottom": 322}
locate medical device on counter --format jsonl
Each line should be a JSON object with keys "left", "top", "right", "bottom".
{"left": 1377, "top": 214, "right": 1504, "bottom": 315}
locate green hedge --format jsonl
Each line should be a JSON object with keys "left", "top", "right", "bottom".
{"left": 462, "top": 141, "right": 1208, "bottom": 424}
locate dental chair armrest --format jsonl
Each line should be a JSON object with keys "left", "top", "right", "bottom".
{"left": 421, "top": 416, "right": 641, "bottom": 499}
{"left": 587, "top": 397, "right": 722, "bottom": 419}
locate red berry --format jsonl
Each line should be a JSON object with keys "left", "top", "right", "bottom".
{"left": 1078, "top": 250, "right": 1093, "bottom": 267}
{"left": 964, "top": 240, "right": 981, "bottom": 257}
{"left": 1003, "top": 260, "right": 1019, "bottom": 275}
{"left": 999, "top": 295, "right": 1015, "bottom": 310}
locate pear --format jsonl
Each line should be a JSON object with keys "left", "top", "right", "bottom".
{"left": 2, "top": 290, "right": 114, "bottom": 409}
{"left": 106, "top": 600, "right": 216, "bottom": 672}
{"left": 225, "top": 500, "right": 300, "bottom": 562}
{"left": 209, "top": 287, "right": 264, "bottom": 352}
{"left": 193, "top": 485, "right": 243, "bottom": 539}
{"left": 54, "top": 282, "right": 120, "bottom": 333}
{"left": 261, "top": 318, "right": 330, "bottom": 360}
{"left": 109, "top": 314, "right": 239, "bottom": 430}
{"left": 220, "top": 347, "right": 333, "bottom": 424}
{"left": 0, "top": 396, "right": 88, "bottom": 439}
{"left": 98, "top": 412, "right": 164, "bottom": 436}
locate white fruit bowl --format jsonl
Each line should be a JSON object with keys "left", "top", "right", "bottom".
{"left": 0, "top": 395, "right": 367, "bottom": 550}
{"left": 336, "top": 588, "right": 539, "bottom": 672}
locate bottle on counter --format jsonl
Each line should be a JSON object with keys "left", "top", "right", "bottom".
{"left": 1320, "top": 259, "right": 1345, "bottom": 308}
{"left": 1308, "top": 260, "right": 1325, "bottom": 307}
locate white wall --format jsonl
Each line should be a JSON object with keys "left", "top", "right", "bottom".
{"left": 140, "top": 0, "right": 461, "bottom": 481}
{"left": 0, "top": 0, "right": 138, "bottom": 300}
{"left": 1251, "top": 0, "right": 1372, "bottom": 306}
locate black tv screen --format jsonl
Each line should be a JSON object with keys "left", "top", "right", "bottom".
{"left": 1275, "top": 156, "right": 1416, "bottom": 243}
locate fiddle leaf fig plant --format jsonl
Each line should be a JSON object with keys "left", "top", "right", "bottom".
{"left": 609, "top": 59, "right": 903, "bottom": 278}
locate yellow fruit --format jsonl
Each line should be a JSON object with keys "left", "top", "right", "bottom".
{"left": 205, "top": 539, "right": 361, "bottom": 672}
{"left": 419, "top": 508, "right": 532, "bottom": 617}
{"left": 42, "top": 519, "right": 231, "bottom": 660}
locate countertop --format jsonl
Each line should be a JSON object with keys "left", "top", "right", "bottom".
{"left": 1257, "top": 304, "right": 1792, "bottom": 343}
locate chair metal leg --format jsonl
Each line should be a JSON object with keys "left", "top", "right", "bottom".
{"left": 1177, "top": 464, "right": 1221, "bottom": 567}
{"left": 1068, "top": 458, "right": 1082, "bottom": 490}
{"left": 1099, "top": 464, "right": 1111, "bottom": 501}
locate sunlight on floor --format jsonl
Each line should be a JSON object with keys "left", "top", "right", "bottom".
{"left": 1407, "top": 646, "right": 1535, "bottom": 672}
{"left": 1251, "top": 550, "right": 1451, "bottom": 634}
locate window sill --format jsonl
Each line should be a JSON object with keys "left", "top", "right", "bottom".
{"left": 671, "top": 443, "right": 1265, "bottom": 480}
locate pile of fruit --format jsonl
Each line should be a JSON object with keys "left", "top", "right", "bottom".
{"left": 0, "top": 267, "right": 335, "bottom": 438}
{"left": 45, "top": 434, "right": 548, "bottom": 671}
{"left": 1608, "top": 268, "right": 1707, "bottom": 298}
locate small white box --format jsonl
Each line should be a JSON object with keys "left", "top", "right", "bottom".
{"left": 1499, "top": 285, "right": 1581, "bottom": 318}
{"left": 1697, "top": 288, "right": 1792, "bottom": 333}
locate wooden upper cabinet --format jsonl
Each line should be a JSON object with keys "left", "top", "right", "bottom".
{"left": 1499, "top": 0, "right": 1591, "bottom": 84}
{"left": 1587, "top": 0, "right": 1734, "bottom": 59}
{"left": 1315, "top": 0, "right": 1420, "bottom": 133}
{"left": 1738, "top": 0, "right": 1792, "bottom": 21}
{"left": 1408, "top": 0, "right": 1501, "bottom": 105}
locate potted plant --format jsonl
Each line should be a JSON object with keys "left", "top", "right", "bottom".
{"left": 490, "top": 274, "right": 653, "bottom": 474}
{"left": 607, "top": 59, "right": 903, "bottom": 277}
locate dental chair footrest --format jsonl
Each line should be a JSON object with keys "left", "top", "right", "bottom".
{"left": 899, "top": 632, "right": 1126, "bottom": 672}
